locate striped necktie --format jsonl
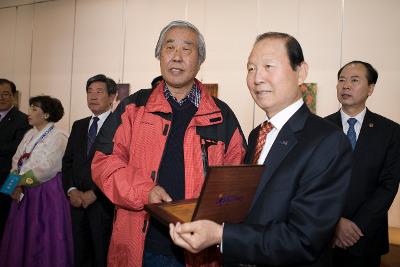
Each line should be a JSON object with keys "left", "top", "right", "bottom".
{"left": 252, "top": 121, "right": 273, "bottom": 164}
{"left": 346, "top": 118, "right": 357, "bottom": 150}
{"left": 87, "top": 117, "right": 99, "bottom": 154}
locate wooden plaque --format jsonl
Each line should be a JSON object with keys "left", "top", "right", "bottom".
{"left": 145, "top": 165, "right": 264, "bottom": 226}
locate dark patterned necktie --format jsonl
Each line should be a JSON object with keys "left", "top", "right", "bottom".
{"left": 347, "top": 118, "right": 357, "bottom": 150}
{"left": 87, "top": 117, "right": 99, "bottom": 154}
{"left": 252, "top": 121, "right": 273, "bottom": 164}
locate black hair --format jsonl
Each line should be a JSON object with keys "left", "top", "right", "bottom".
{"left": 151, "top": 75, "right": 163, "bottom": 89}
{"left": 86, "top": 74, "right": 117, "bottom": 95}
{"left": 337, "top": 60, "right": 378, "bottom": 85}
{"left": 0, "top": 78, "right": 17, "bottom": 95}
{"left": 255, "top": 32, "right": 304, "bottom": 71}
{"left": 29, "top": 95, "right": 64, "bottom": 123}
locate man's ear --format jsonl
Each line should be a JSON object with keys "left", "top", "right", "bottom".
{"left": 367, "top": 84, "right": 375, "bottom": 97}
{"left": 297, "top": 62, "right": 309, "bottom": 85}
{"left": 109, "top": 94, "right": 116, "bottom": 105}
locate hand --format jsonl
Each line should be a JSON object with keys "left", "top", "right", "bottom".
{"left": 148, "top": 186, "right": 172, "bottom": 204}
{"left": 169, "top": 220, "right": 223, "bottom": 254}
{"left": 333, "top": 217, "right": 363, "bottom": 248}
{"left": 81, "top": 190, "right": 97, "bottom": 208}
{"left": 11, "top": 186, "right": 23, "bottom": 201}
{"left": 68, "top": 189, "right": 83, "bottom": 208}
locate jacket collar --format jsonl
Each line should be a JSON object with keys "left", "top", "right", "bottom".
{"left": 145, "top": 79, "right": 222, "bottom": 127}
{"left": 250, "top": 104, "right": 310, "bottom": 208}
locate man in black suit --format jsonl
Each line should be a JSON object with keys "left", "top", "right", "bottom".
{"left": 326, "top": 61, "right": 400, "bottom": 267}
{"left": 169, "top": 32, "right": 352, "bottom": 267}
{"left": 0, "top": 78, "right": 30, "bottom": 240}
{"left": 62, "top": 74, "right": 117, "bottom": 267}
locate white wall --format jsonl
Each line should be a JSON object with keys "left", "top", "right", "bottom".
{"left": 0, "top": 0, "right": 399, "bottom": 226}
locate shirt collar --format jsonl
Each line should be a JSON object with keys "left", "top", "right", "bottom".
{"left": 92, "top": 110, "right": 111, "bottom": 123}
{"left": 0, "top": 105, "right": 14, "bottom": 121}
{"left": 267, "top": 98, "right": 304, "bottom": 130}
{"left": 340, "top": 107, "right": 366, "bottom": 126}
{"left": 163, "top": 82, "right": 201, "bottom": 108}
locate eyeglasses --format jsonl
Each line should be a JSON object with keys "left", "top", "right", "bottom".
{"left": 0, "top": 93, "right": 12, "bottom": 99}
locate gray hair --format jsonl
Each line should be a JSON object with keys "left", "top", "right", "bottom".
{"left": 154, "top": 20, "right": 206, "bottom": 65}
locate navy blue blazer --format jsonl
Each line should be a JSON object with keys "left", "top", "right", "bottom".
{"left": 223, "top": 104, "right": 352, "bottom": 267}
{"left": 62, "top": 116, "right": 113, "bottom": 212}
{"left": 0, "top": 106, "right": 30, "bottom": 182}
{"left": 325, "top": 109, "right": 400, "bottom": 256}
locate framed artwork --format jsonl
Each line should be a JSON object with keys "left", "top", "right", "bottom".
{"left": 203, "top": 83, "right": 218, "bottom": 98}
{"left": 299, "top": 83, "right": 317, "bottom": 113}
{"left": 13, "top": 90, "right": 20, "bottom": 109}
{"left": 112, "top": 83, "right": 130, "bottom": 110}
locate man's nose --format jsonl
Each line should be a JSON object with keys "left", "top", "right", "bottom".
{"left": 343, "top": 80, "right": 351, "bottom": 89}
{"left": 172, "top": 48, "right": 183, "bottom": 61}
{"left": 254, "top": 69, "right": 265, "bottom": 84}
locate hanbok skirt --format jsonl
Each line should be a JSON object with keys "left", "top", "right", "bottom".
{"left": 0, "top": 173, "right": 73, "bottom": 267}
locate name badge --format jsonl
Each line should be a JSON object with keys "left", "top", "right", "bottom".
{"left": 0, "top": 173, "right": 21, "bottom": 195}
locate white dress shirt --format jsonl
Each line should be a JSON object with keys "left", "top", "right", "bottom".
{"left": 339, "top": 108, "right": 366, "bottom": 141}
{"left": 257, "top": 98, "right": 304, "bottom": 164}
{"left": 88, "top": 110, "right": 111, "bottom": 134}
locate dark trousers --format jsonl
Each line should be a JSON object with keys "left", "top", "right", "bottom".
{"left": 333, "top": 248, "right": 381, "bottom": 267}
{"left": 0, "top": 194, "right": 11, "bottom": 241}
{"left": 71, "top": 200, "right": 113, "bottom": 267}
{"left": 143, "top": 251, "right": 185, "bottom": 267}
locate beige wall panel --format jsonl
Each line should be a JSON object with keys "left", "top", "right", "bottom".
{"left": 0, "top": 0, "right": 36, "bottom": 8}
{"left": 186, "top": 0, "right": 258, "bottom": 137}
{"left": 341, "top": 0, "right": 400, "bottom": 122}
{"left": 253, "top": 0, "right": 301, "bottom": 127}
{"left": 389, "top": 191, "right": 400, "bottom": 228}
{"left": 123, "top": 0, "right": 187, "bottom": 92}
{"left": 13, "top": 5, "right": 34, "bottom": 113}
{"left": 0, "top": 7, "right": 16, "bottom": 79}
{"left": 341, "top": 0, "right": 400, "bottom": 227}
{"left": 70, "top": 0, "right": 125, "bottom": 126}
{"left": 298, "top": 0, "right": 342, "bottom": 117}
{"left": 30, "top": 0, "right": 74, "bottom": 131}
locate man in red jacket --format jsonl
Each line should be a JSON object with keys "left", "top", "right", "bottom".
{"left": 91, "top": 20, "right": 246, "bottom": 267}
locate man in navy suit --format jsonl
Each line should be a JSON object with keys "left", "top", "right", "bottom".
{"left": 0, "top": 79, "right": 30, "bottom": 240}
{"left": 62, "top": 74, "right": 116, "bottom": 267}
{"left": 326, "top": 61, "right": 400, "bottom": 267}
{"left": 169, "top": 32, "right": 352, "bottom": 267}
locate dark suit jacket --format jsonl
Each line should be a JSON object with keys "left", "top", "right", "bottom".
{"left": 223, "top": 104, "right": 352, "bottom": 267}
{"left": 325, "top": 109, "right": 400, "bottom": 256}
{"left": 0, "top": 107, "right": 30, "bottom": 183}
{"left": 62, "top": 116, "right": 113, "bottom": 212}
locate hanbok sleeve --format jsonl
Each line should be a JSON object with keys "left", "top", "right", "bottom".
{"left": 19, "top": 129, "right": 68, "bottom": 184}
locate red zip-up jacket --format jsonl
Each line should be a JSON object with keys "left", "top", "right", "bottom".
{"left": 92, "top": 80, "right": 246, "bottom": 267}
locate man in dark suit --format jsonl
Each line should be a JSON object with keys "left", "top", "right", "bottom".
{"left": 326, "top": 61, "right": 400, "bottom": 267}
{"left": 62, "top": 74, "right": 117, "bottom": 267}
{"left": 169, "top": 32, "right": 352, "bottom": 267}
{"left": 0, "top": 78, "right": 30, "bottom": 240}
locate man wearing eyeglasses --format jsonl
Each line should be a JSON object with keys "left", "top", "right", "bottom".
{"left": 0, "top": 78, "right": 30, "bottom": 240}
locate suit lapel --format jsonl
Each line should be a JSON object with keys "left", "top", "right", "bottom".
{"left": 331, "top": 111, "right": 343, "bottom": 128}
{"left": 354, "top": 109, "right": 375, "bottom": 154}
{"left": 250, "top": 104, "right": 310, "bottom": 208}
{"left": 87, "top": 113, "right": 112, "bottom": 159}
{"left": 80, "top": 117, "right": 90, "bottom": 160}
{"left": 0, "top": 107, "right": 16, "bottom": 129}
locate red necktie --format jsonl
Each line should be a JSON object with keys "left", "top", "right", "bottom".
{"left": 252, "top": 121, "right": 273, "bottom": 164}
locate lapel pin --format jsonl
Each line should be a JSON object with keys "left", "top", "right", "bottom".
{"left": 369, "top": 123, "right": 374, "bottom": 128}
{"left": 279, "top": 140, "right": 288, "bottom": 146}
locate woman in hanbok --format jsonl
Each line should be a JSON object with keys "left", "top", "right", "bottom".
{"left": 0, "top": 95, "right": 73, "bottom": 267}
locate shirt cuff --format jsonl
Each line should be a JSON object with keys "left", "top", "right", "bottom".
{"left": 219, "top": 222, "right": 224, "bottom": 253}
{"left": 67, "top": 187, "right": 77, "bottom": 195}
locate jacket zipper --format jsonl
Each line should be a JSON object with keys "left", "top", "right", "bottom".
{"left": 142, "top": 113, "right": 172, "bottom": 233}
